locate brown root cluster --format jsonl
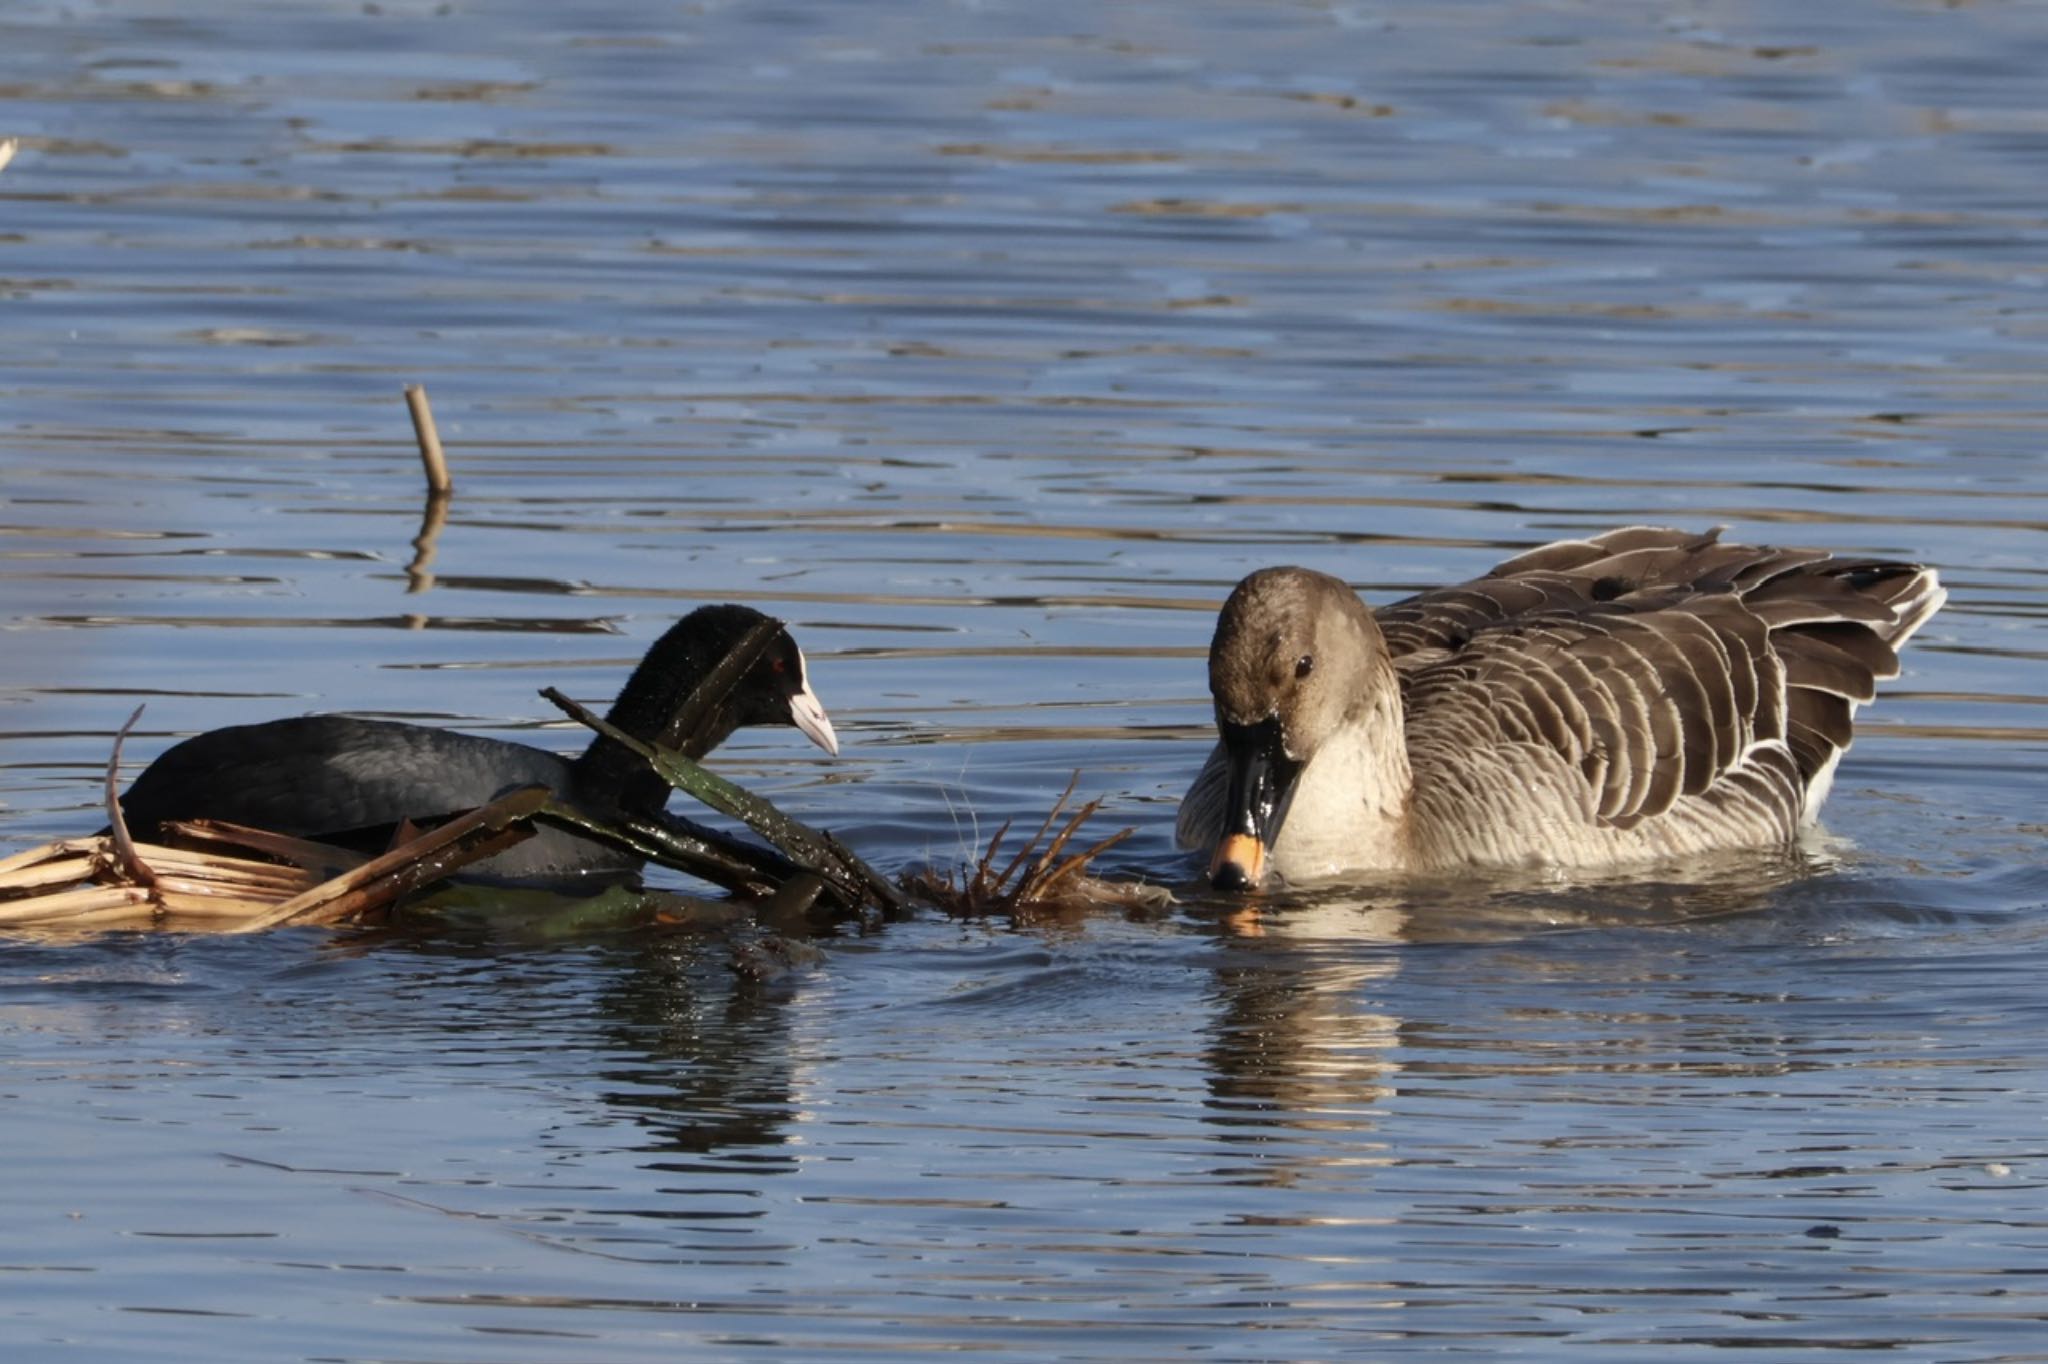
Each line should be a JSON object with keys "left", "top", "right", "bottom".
{"left": 900, "top": 776, "right": 1169, "bottom": 918}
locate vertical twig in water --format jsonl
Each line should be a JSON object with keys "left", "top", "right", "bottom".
{"left": 103, "top": 704, "right": 157, "bottom": 891}
{"left": 403, "top": 384, "right": 454, "bottom": 495}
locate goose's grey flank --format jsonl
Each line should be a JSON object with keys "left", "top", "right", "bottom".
{"left": 1178, "top": 527, "right": 1947, "bottom": 889}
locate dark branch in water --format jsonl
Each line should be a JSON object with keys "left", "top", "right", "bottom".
{"left": 536, "top": 798, "right": 803, "bottom": 899}
{"left": 540, "top": 685, "right": 905, "bottom": 918}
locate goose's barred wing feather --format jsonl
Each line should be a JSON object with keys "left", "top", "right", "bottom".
{"left": 1383, "top": 526, "right": 1943, "bottom": 830}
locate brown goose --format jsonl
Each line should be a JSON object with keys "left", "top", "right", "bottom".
{"left": 1177, "top": 527, "right": 1946, "bottom": 889}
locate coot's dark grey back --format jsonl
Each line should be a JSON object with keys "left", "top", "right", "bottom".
{"left": 120, "top": 715, "right": 638, "bottom": 882}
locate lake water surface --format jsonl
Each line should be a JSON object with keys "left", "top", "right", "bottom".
{"left": 5, "top": 2, "right": 2048, "bottom": 1359}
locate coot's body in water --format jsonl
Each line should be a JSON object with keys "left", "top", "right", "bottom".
{"left": 118, "top": 605, "right": 838, "bottom": 883}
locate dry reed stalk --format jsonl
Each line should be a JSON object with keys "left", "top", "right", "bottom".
{"left": 403, "top": 384, "right": 454, "bottom": 494}
{"left": 150, "top": 868, "right": 315, "bottom": 899}
{"left": 0, "top": 769, "right": 550, "bottom": 933}
{"left": 0, "top": 835, "right": 335, "bottom": 929}
{"left": 104, "top": 704, "right": 157, "bottom": 889}
{"left": 0, "top": 883, "right": 154, "bottom": 924}
{"left": 165, "top": 820, "right": 369, "bottom": 872}
{"left": 139, "top": 864, "right": 318, "bottom": 895}
{"left": 108, "top": 838, "right": 321, "bottom": 879}
{"left": 154, "top": 892, "right": 288, "bottom": 920}
{"left": 228, "top": 785, "right": 550, "bottom": 932}
{"left": 15, "top": 897, "right": 167, "bottom": 930}
{"left": 0, "top": 851, "right": 103, "bottom": 893}
{"left": 0, "top": 838, "right": 92, "bottom": 880}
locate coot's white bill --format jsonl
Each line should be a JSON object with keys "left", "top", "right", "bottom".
{"left": 789, "top": 681, "right": 838, "bottom": 756}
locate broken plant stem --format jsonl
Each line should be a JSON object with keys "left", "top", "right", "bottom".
{"left": 403, "top": 383, "right": 453, "bottom": 495}
{"left": 103, "top": 704, "right": 156, "bottom": 890}
{"left": 230, "top": 785, "right": 551, "bottom": 933}
{"left": 537, "top": 798, "right": 803, "bottom": 899}
{"left": 539, "top": 686, "right": 903, "bottom": 914}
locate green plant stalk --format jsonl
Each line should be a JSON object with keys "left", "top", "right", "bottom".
{"left": 540, "top": 686, "right": 903, "bottom": 914}
{"left": 537, "top": 798, "right": 799, "bottom": 898}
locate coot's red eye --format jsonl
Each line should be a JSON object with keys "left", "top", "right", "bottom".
{"left": 772, "top": 657, "right": 787, "bottom": 674}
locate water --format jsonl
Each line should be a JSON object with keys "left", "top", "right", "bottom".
{"left": 4, "top": 0, "right": 2047, "bottom": 1358}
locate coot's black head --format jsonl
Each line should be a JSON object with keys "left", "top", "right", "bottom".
{"left": 711, "top": 606, "right": 838, "bottom": 755}
{"left": 607, "top": 604, "right": 838, "bottom": 760}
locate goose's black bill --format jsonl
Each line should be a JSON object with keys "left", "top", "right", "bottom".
{"left": 1209, "top": 714, "right": 1301, "bottom": 891}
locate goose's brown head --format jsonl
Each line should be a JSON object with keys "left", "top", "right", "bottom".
{"left": 1205, "top": 566, "right": 1390, "bottom": 889}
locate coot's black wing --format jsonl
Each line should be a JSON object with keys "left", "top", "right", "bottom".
{"left": 119, "top": 715, "right": 577, "bottom": 840}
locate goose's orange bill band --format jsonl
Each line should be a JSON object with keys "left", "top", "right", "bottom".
{"left": 1210, "top": 832, "right": 1265, "bottom": 887}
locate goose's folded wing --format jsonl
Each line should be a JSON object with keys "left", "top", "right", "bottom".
{"left": 1398, "top": 555, "right": 1938, "bottom": 829}
{"left": 1400, "top": 600, "right": 1791, "bottom": 829}
{"left": 1374, "top": 525, "right": 1836, "bottom": 664}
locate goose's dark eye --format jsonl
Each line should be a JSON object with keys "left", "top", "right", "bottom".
{"left": 1294, "top": 654, "right": 1314, "bottom": 679}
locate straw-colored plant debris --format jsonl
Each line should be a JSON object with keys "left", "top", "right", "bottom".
{"left": 0, "top": 831, "right": 323, "bottom": 931}
{"left": 0, "top": 705, "right": 550, "bottom": 934}
{"left": 901, "top": 776, "right": 1172, "bottom": 918}
{"left": 0, "top": 789, "right": 552, "bottom": 934}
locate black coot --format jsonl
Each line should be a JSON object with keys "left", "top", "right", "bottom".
{"left": 118, "top": 604, "right": 838, "bottom": 882}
